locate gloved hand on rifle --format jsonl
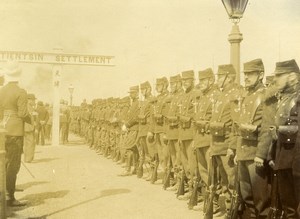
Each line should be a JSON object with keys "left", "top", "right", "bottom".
{"left": 254, "top": 157, "right": 264, "bottom": 168}
{"left": 227, "top": 148, "right": 237, "bottom": 166}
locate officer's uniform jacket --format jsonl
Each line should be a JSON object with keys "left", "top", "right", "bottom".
{"left": 272, "top": 86, "right": 299, "bottom": 170}
{"left": 149, "top": 90, "right": 169, "bottom": 134}
{"left": 0, "top": 82, "right": 30, "bottom": 136}
{"left": 165, "top": 89, "right": 183, "bottom": 140}
{"left": 236, "top": 83, "right": 265, "bottom": 161}
{"left": 210, "top": 84, "right": 241, "bottom": 156}
{"left": 138, "top": 95, "right": 152, "bottom": 138}
{"left": 194, "top": 85, "right": 220, "bottom": 148}
{"left": 178, "top": 88, "right": 198, "bottom": 141}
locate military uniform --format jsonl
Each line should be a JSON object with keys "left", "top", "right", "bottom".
{"left": 148, "top": 77, "right": 169, "bottom": 183}
{"left": 235, "top": 59, "right": 269, "bottom": 218}
{"left": 119, "top": 86, "right": 140, "bottom": 176}
{"left": 209, "top": 64, "right": 242, "bottom": 213}
{"left": 177, "top": 70, "right": 198, "bottom": 199}
{"left": 0, "top": 61, "right": 30, "bottom": 206}
{"left": 23, "top": 94, "right": 37, "bottom": 163}
{"left": 268, "top": 60, "right": 300, "bottom": 218}
{"left": 136, "top": 81, "right": 152, "bottom": 178}
{"left": 164, "top": 74, "right": 183, "bottom": 189}
{"left": 193, "top": 68, "right": 220, "bottom": 187}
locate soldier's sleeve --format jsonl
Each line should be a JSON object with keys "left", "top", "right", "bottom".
{"left": 256, "top": 99, "right": 277, "bottom": 160}
{"left": 18, "top": 89, "right": 30, "bottom": 123}
{"left": 126, "top": 102, "right": 139, "bottom": 128}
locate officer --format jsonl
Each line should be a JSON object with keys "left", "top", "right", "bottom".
{"left": 136, "top": 81, "right": 152, "bottom": 178}
{"left": 147, "top": 77, "right": 169, "bottom": 183}
{"left": 234, "top": 59, "right": 270, "bottom": 218}
{"left": 164, "top": 74, "right": 183, "bottom": 190}
{"left": 268, "top": 59, "right": 300, "bottom": 218}
{"left": 119, "top": 86, "right": 140, "bottom": 176}
{"left": 208, "top": 64, "right": 241, "bottom": 216}
{"left": 177, "top": 70, "right": 198, "bottom": 200}
{"left": 0, "top": 60, "right": 30, "bottom": 206}
{"left": 193, "top": 68, "right": 220, "bottom": 210}
{"left": 24, "top": 93, "right": 37, "bottom": 163}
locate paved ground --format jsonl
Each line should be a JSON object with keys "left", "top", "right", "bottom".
{"left": 8, "top": 134, "right": 205, "bottom": 219}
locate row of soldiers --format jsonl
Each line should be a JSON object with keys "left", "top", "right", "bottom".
{"left": 71, "top": 59, "right": 300, "bottom": 219}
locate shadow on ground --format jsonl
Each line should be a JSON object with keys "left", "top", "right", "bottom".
{"left": 17, "top": 181, "right": 49, "bottom": 190}
{"left": 63, "top": 140, "right": 86, "bottom": 146}
{"left": 31, "top": 188, "right": 131, "bottom": 218}
{"left": 31, "top": 158, "right": 59, "bottom": 163}
{"left": 18, "top": 190, "right": 70, "bottom": 208}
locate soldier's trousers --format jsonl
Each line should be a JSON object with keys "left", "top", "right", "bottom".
{"left": 180, "top": 140, "right": 197, "bottom": 178}
{"left": 168, "top": 139, "right": 181, "bottom": 169}
{"left": 292, "top": 148, "right": 300, "bottom": 217}
{"left": 5, "top": 136, "right": 23, "bottom": 200}
{"left": 277, "top": 168, "right": 298, "bottom": 218}
{"left": 24, "top": 131, "right": 36, "bottom": 163}
{"left": 238, "top": 160, "right": 270, "bottom": 218}
{"left": 36, "top": 124, "right": 45, "bottom": 145}
{"left": 210, "top": 155, "right": 235, "bottom": 210}
{"left": 137, "top": 136, "right": 148, "bottom": 166}
{"left": 154, "top": 133, "right": 169, "bottom": 173}
{"left": 195, "top": 146, "right": 209, "bottom": 186}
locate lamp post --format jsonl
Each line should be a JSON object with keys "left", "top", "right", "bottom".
{"left": 68, "top": 84, "right": 74, "bottom": 106}
{"left": 221, "top": 0, "right": 249, "bottom": 84}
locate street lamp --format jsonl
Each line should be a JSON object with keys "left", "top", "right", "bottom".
{"left": 221, "top": 0, "right": 249, "bottom": 84}
{"left": 68, "top": 84, "right": 74, "bottom": 106}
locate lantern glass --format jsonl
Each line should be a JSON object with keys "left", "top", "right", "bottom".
{"left": 221, "top": 0, "right": 249, "bottom": 19}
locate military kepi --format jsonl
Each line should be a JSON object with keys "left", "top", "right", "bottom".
{"left": 198, "top": 68, "right": 214, "bottom": 79}
{"left": 274, "top": 59, "right": 300, "bottom": 75}
{"left": 243, "top": 59, "right": 264, "bottom": 73}
{"left": 181, "top": 70, "right": 194, "bottom": 79}
{"left": 170, "top": 74, "right": 181, "bottom": 83}
{"left": 217, "top": 64, "right": 236, "bottom": 75}
{"left": 128, "top": 85, "right": 139, "bottom": 93}
{"left": 156, "top": 77, "right": 168, "bottom": 85}
{"left": 140, "top": 81, "right": 151, "bottom": 89}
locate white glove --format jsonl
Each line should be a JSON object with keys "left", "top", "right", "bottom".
{"left": 268, "top": 160, "right": 275, "bottom": 169}
{"left": 147, "top": 131, "right": 154, "bottom": 138}
{"left": 254, "top": 157, "right": 264, "bottom": 168}
{"left": 226, "top": 148, "right": 235, "bottom": 157}
{"left": 121, "top": 124, "right": 128, "bottom": 132}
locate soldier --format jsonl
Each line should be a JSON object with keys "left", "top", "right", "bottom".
{"left": 36, "top": 101, "right": 49, "bottom": 145}
{"left": 147, "top": 77, "right": 169, "bottom": 184}
{"left": 207, "top": 64, "right": 241, "bottom": 216}
{"left": 0, "top": 60, "right": 30, "bottom": 206}
{"left": 193, "top": 68, "right": 220, "bottom": 210}
{"left": 268, "top": 60, "right": 300, "bottom": 218}
{"left": 164, "top": 74, "right": 183, "bottom": 190}
{"left": 119, "top": 86, "right": 140, "bottom": 176}
{"left": 234, "top": 59, "right": 270, "bottom": 218}
{"left": 136, "top": 81, "right": 152, "bottom": 178}
{"left": 24, "top": 94, "right": 37, "bottom": 163}
{"left": 177, "top": 70, "right": 199, "bottom": 201}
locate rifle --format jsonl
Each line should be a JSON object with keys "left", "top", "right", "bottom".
{"left": 163, "top": 157, "right": 172, "bottom": 190}
{"left": 176, "top": 168, "right": 186, "bottom": 197}
{"left": 267, "top": 170, "right": 284, "bottom": 219}
{"left": 188, "top": 168, "right": 200, "bottom": 209}
{"left": 203, "top": 156, "right": 216, "bottom": 219}
{"left": 226, "top": 163, "right": 243, "bottom": 219}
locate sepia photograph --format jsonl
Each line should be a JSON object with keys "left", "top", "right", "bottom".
{"left": 0, "top": 0, "right": 299, "bottom": 218}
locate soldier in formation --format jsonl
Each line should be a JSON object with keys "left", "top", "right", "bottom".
{"left": 69, "top": 59, "right": 300, "bottom": 219}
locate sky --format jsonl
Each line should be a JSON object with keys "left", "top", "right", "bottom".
{"left": 1, "top": 0, "right": 300, "bottom": 105}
